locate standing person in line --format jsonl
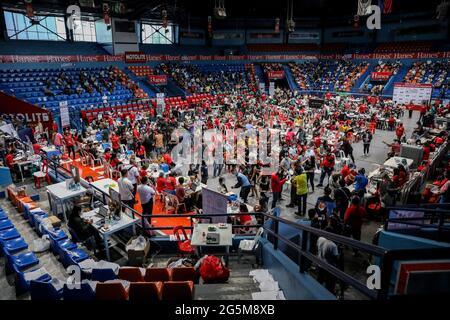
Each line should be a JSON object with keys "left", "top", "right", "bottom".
{"left": 118, "top": 168, "right": 135, "bottom": 211}
{"left": 317, "top": 230, "right": 339, "bottom": 294}
{"left": 317, "top": 149, "right": 335, "bottom": 187}
{"left": 63, "top": 129, "right": 76, "bottom": 159}
{"left": 395, "top": 123, "right": 405, "bottom": 141}
{"left": 344, "top": 196, "right": 366, "bottom": 256}
{"left": 303, "top": 155, "right": 316, "bottom": 193}
{"left": 137, "top": 176, "right": 155, "bottom": 217}
{"left": 200, "top": 160, "right": 209, "bottom": 184}
{"left": 362, "top": 131, "right": 372, "bottom": 156}
{"left": 154, "top": 131, "right": 164, "bottom": 155}
{"left": 341, "top": 138, "right": 355, "bottom": 164}
{"left": 53, "top": 130, "right": 63, "bottom": 152}
{"left": 126, "top": 158, "right": 140, "bottom": 198}
{"left": 232, "top": 169, "right": 252, "bottom": 204}
{"left": 294, "top": 167, "right": 309, "bottom": 216}
{"left": 270, "top": 169, "right": 287, "bottom": 209}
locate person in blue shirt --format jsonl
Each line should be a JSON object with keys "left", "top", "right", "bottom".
{"left": 232, "top": 169, "right": 252, "bottom": 203}
{"left": 354, "top": 168, "right": 368, "bottom": 198}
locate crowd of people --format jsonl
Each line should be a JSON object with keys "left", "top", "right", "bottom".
{"left": 288, "top": 60, "right": 370, "bottom": 92}
{"left": 157, "top": 63, "right": 256, "bottom": 95}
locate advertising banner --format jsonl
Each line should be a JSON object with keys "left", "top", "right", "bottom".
{"left": 148, "top": 75, "right": 168, "bottom": 85}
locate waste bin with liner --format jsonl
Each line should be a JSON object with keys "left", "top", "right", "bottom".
{"left": 126, "top": 236, "right": 150, "bottom": 266}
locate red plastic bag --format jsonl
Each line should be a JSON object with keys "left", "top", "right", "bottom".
{"left": 199, "top": 256, "right": 230, "bottom": 283}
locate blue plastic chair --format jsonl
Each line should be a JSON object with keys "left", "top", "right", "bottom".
{"left": 63, "top": 282, "right": 96, "bottom": 301}
{"left": 0, "top": 212, "right": 8, "bottom": 221}
{"left": 28, "top": 210, "right": 47, "bottom": 228}
{"left": 0, "top": 219, "right": 14, "bottom": 231}
{"left": 44, "top": 228, "right": 68, "bottom": 246}
{"left": 55, "top": 239, "right": 77, "bottom": 258}
{"left": 0, "top": 227, "right": 21, "bottom": 243}
{"left": 61, "top": 248, "right": 89, "bottom": 268}
{"left": 1, "top": 237, "right": 28, "bottom": 255}
{"left": 6, "top": 251, "right": 40, "bottom": 274}
{"left": 91, "top": 268, "right": 118, "bottom": 282}
{"left": 13, "top": 264, "right": 52, "bottom": 296}
{"left": 30, "top": 280, "right": 63, "bottom": 300}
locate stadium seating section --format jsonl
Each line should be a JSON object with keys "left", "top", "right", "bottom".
{"left": 288, "top": 60, "right": 369, "bottom": 92}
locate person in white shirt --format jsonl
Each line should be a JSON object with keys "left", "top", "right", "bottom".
{"left": 137, "top": 176, "right": 155, "bottom": 216}
{"left": 126, "top": 159, "right": 140, "bottom": 196}
{"left": 317, "top": 232, "right": 339, "bottom": 293}
{"left": 118, "top": 168, "right": 135, "bottom": 210}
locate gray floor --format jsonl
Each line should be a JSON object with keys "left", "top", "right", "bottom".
{"left": 0, "top": 111, "right": 420, "bottom": 300}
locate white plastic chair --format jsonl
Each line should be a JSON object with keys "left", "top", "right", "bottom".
{"left": 238, "top": 227, "right": 264, "bottom": 263}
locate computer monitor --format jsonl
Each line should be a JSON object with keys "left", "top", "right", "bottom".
{"left": 109, "top": 187, "right": 120, "bottom": 203}
{"left": 98, "top": 206, "right": 109, "bottom": 218}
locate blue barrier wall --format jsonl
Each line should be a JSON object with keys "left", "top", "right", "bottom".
{"left": 260, "top": 237, "right": 336, "bottom": 300}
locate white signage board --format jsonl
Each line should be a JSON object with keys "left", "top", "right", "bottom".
{"left": 59, "top": 101, "right": 70, "bottom": 128}
{"left": 393, "top": 83, "right": 432, "bottom": 105}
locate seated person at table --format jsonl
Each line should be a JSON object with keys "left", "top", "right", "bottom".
{"left": 103, "top": 148, "right": 112, "bottom": 163}
{"left": 139, "top": 164, "right": 148, "bottom": 178}
{"left": 218, "top": 177, "right": 228, "bottom": 194}
{"left": 188, "top": 164, "right": 199, "bottom": 176}
{"left": 175, "top": 177, "right": 193, "bottom": 211}
{"left": 236, "top": 203, "right": 253, "bottom": 234}
{"left": 109, "top": 153, "right": 122, "bottom": 169}
{"left": 87, "top": 142, "right": 99, "bottom": 159}
{"left": 68, "top": 205, "right": 103, "bottom": 248}
{"left": 4, "top": 150, "right": 16, "bottom": 180}
{"left": 156, "top": 172, "right": 166, "bottom": 193}
{"left": 164, "top": 172, "right": 177, "bottom": 195}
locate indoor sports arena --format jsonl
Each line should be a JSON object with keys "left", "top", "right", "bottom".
{"left": 0, "top": 0, "right": 449, "bottom": 303}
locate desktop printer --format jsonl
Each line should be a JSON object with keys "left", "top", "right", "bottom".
{"left": 206, "top": 232, "right": 220, "bottom": 244}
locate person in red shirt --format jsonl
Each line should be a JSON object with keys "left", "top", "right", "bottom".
{"left": 164, "top": 173, "right": 177, "bottom": 194}
{"left": 271, "top": 170, "right": 287, "bottom": 209}
{"left": 135, "top": 143, "right": 146, "bottom": 159}
{"left": 139, "top": 164, "right": 148, "bottom": 179}
{"left": 110, "top": 133, "right": 120, "bottom": 153}
{"left": 32, "top": 143, "right": 42, "bottom": 155}
{"left": 344, "top": 196, "right": 366, "bottom": 244}
{"left": 109, "top": 153, "right": 121, "bottom": 169}
{"left": 63, "top": 129, "right": 76, "bottom": 159}
{"left": 103, "top": 148, "right": 112, "bottom": 163}
{"left": 155, "top": 172, "right": 166, "bottom": 193}
{"left": 422, "top": 142, "right": 431, "bottom": 161}
{"left": 395, "top": 123, "right": 405, "bottom": 140}
{"left": 162, "top": 153, "right": 174, "bottom": 167}
{"left": 5, "top": 151, "right": 14, "bottom": 169}
{"left": 388, "top": 116, "right": 396, "bottom": 131}
{"left": 341, "top": 164, "right": 350, "bottom": 179}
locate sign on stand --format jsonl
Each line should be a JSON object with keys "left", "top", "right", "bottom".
{"left": 59, "top": 101, "right": 70, "bottom": 128}
{"left": 269, "top": 82, "right": 275, "bottom": 97}
{"left": 156, "top": 92, "right": 165, "bottom": 115}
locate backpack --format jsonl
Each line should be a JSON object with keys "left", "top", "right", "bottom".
{"left": 198, "top": 255, "right": 230, "bottom": 283}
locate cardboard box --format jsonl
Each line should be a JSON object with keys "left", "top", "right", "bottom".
{"left": 126, "top": 236, "right": 150, "bottom": 266}
{"left": 48, "top": 215, "right": 62, "bottom": 229}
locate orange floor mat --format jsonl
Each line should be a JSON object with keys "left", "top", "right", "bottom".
{"left": 63, "top": 155, "right": 193, "bottom": 235}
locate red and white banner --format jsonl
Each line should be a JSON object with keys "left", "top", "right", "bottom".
{"left": 1, "top": 51, "right": 450, "bottom": 64}
{"left": 124, "top": 51, "right": 146, "bottom": 63}
{"left": 371, "top": 71, "right": 392, "bottom": 81}
{"left": 147, "top": 75, "right": 167, "bottom": 85}
{"left": 0, "top": 92, "right": 53, "bottom": 130}
{"left": 267, "top": 71, "right": 285, "bottom": 79}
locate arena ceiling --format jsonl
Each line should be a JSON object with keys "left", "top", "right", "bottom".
{"left": 0, "top": 0, "right": 443, "bottom": 25}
